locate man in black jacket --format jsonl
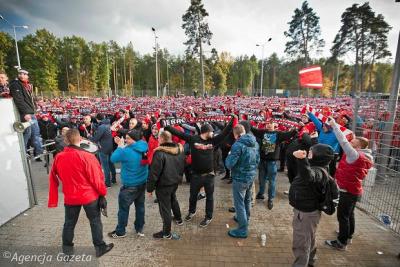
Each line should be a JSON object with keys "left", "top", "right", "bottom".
{"left": 147, "top": 131, "right": 185, "bottom": 239}
{"left": 251, "top": 121, "right": 297, "bottom": 209}
{"left": 165, "top": 115, "right": 236, "bottom": 228}
{"left": 9, "top": 69, "right": 43, "bottom": 156}
{"left": 289, "top": 144, "right": 336, "bottom": 267}
{"left": 39, "top": 115, "right": 58, "bottom": 141}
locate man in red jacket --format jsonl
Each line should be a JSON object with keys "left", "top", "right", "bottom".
{"left": 325, "top": 118, "right": 373, "bottom": 251}
{"left": 48, "top": 129, "right": 114, "bottom": 257}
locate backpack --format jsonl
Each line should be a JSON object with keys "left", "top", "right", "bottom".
{"left": 313, "top": 167, "right": 339, "bottom": 215}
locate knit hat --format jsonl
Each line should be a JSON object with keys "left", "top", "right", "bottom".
{"left": 127, "top": 129, "right": 143, "bottom": 141}
{"left": 309, "top": 144, "right": 334, "bottom": 167}
{"left": 200, "top": 123, "right": 214, "bottom": 134}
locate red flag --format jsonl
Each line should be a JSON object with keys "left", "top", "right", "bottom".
{"left": 299, "top": 66, "right": 323, "bottom": 89}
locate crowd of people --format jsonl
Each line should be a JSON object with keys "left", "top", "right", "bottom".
{"left": 2, "top": 68, "right": 399, "bottom": 266}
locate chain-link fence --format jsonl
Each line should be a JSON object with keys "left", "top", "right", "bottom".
{"left": 353, "top": 94, "right": 400, "bottom": 234}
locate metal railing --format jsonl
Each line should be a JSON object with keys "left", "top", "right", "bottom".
{"left": 352, "top": 95, "right": 400, "bottom": 234}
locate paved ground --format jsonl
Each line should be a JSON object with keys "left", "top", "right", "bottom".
{"left": 1, "top": 160, "right": 400, "bottom": 267}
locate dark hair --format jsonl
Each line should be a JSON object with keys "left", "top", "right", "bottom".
{"left": 96, "top": 113, "right": 105, "bottom": 121}
{"left": 127, "top": 129, "right": 143, "bottom": 141}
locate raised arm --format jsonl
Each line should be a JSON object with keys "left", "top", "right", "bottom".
{"left": 212, "top": 116, "right": 237, "bottom": 145}
{"left": 250, "top": 126, "right": 267, "bottom": 140}
{"left": 307, "top": 112, "right": 323, "bottom": 132}
{"left": 329, "top": 119, "right": 359, "bottom": 164}
{"left": 165, "top": 125, "right": 193, "bottom": 142}
{"left": 278, "top": 129, "right": 298, "bottom": 143}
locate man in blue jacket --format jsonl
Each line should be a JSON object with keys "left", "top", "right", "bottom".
{"left": 90, "top": 113, "right": 116, "bottom": 186}
{"left": 108, "top": 129, "right": 149, "bottom": 238}
{"left": 225, "top": 125, "right": 260, "bottom": 238}
{"left": 307, "top": 107, "right": 340, "bottom": 176}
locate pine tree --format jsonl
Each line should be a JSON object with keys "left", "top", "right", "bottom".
{"left": 284, "top": 1, "right": 324, "bottom": 65}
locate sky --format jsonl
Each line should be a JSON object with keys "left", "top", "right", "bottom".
{"left": 0, "top": 0, "right": 399, "bottom": 62}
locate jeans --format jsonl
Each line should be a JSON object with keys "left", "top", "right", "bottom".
{"left": 156, "top": 184, "right": 182, "bottom": 235}
{"left": 63, "top": 199, "right": 106, "bottom": 249}
{"left": 337, "top": 191, "right": 360, "bottom": 245}
{"left": 23, "top": 115, "right": 44, "bottom": 155}
{"left": 116, "top": 184, "right": 146, "bottom": 235}
{"left": 98, "top": 152, "right": 116, "bottom": 186}
{"left": 258, "top": 159, "right": 277, "bottom": 200}
{"left": 232, "top": 179, "right": 253, "bottom": 234}
{"left": 189, "top": 173, "right": 215, "bottom": 219}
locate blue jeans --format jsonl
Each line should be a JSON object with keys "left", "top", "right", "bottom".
{"left": 98, "top": 152, "right": 116, "bottom": 186}
{"left": 258, "top": 159, "right": 277, "bottom": 200}
{"left": 116, "top": 184, "right": 146, "bottom": 235}
{"left": 232, "top": 179, "right": 253, "bottom": 234}
{"left": 23, "top": 115, "right": 43, "bottom": 155}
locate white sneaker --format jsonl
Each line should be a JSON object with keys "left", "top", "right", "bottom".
{"left": 137, "top": 232, "right": 145, "bottom": 237}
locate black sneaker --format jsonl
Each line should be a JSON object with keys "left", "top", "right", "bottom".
{"left": 228, "top": 207, "right": 236, "bottom": 213}
{"left": 199, "top": 218, "right": 212, "bottom": 228}
{"left": 227, "top": 179, "right": 232, "bottom": 184}
{"left": 325, "top": 240, "right": 347, "bottom": 251}
{"left": 153, "top": 231, "right": 172, "bottom": 239}
{"left": 106, "top": 184, "right": 111, "bottom": 188}
{"left": 185, "top": 212, "right": 196, "bottom": 221}
{"left": 256, "top": 194, "right": 265, "bottom": 200}
{"left": 267, "top": 200, "right": 274, "bottom": 210}
{"left": 197, "top": 192, "right": 206, "bottom": 201}
{"left": 95, "top": 243, "right": 114, "bottom": 257}
{"left": 35, "top": 158, "right": 43, "bottom": 162}
{"left": 154, "top": 198, "right": 158, "bottom": 203}
{"left": 108, "top": 230, "right": 127, "bottom": 239}
{"left": 175, "top": 219, "right": 184, "bottom": 226}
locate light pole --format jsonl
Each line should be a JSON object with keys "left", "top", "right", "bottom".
{"left": 152, "top": 27, "right": 159, "bottom": 97}
{"left": 256, "top": 37, "right": 272, "bottom": 96}
{"left": 0, "top": 15, "right": 28, "bottom": 69}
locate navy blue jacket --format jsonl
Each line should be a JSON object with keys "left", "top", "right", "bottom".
{"left": 90, "top": 119, "right": 113, "bottom": 154}
{"left": 225, "top": 134, "right": 260, "bottom": 183}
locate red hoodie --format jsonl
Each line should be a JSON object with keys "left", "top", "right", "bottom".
{"left": 48, "top": 146, "right": 107, "bottom": 207}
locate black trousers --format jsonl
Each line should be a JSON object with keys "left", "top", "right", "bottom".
{"left": 189, "top": 173, "right": 215, "bottom": 219}
{"left": 221, "top": 148, "right": 231, "bottom": 178}
{"left": 329, "top": 153, "right": 340, "bottom": 177}
{"left": 337, "top": 191, "right": 360, "bottom": 245}
{"left": 156, "top": 184, "right": 182, "bottom": 235}
{"left": 63, "top": 199, "right": 106, "bottom": 249}
{"left": 279, "top": 143, "right": 287, "bottom": 170}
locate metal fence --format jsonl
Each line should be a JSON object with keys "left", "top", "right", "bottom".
{"left": 353, "top": 95, "right": 400, "bottom": 234}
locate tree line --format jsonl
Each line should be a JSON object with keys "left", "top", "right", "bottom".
{"left": 0, "top": 1, "right": 393, "bottom": 97}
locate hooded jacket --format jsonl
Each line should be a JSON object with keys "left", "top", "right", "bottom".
{"left": 147, "top": 143, "right": 185, "bottom": 192}
{"left": 48, "top": 145, "right": 107, "bottom": 207}
{"left": 90, "top": 119, "right": 113, "bottom": 154}
{"left": 331, "top": 122, "right": 373, "bottom": 196}
{"left": 225, "top": 134, "right": 260, "bottom": 183}
{"left": 308, "top": 112, "right": 340, "bottom": 153}
{"left": 111, "top": 140, "right": 149, "bottom": 186}
{"left": 289, "top": 144, "right": 336, "bottom": 212}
